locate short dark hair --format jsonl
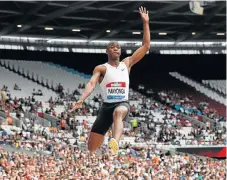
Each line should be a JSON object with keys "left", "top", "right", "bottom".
{"left": 106, "top": 41, "right": 120, "bottom": 49}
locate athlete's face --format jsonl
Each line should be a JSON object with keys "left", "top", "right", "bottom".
{"left": 106, "top": 42, "right": 121, "bottom": 60}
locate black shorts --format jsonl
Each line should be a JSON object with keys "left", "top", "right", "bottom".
{"left": 91, "top": 101, "right": 130, "bottom": 136}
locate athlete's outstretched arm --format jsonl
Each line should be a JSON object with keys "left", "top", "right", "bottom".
{"left": 126, "top": 6, "right": 150, "bottom": 68}
{"left": 80, "top": 66, "right": 101, "bottom": 101}
{"left": 70, "top": 66, "right": 101, "bottom": 111}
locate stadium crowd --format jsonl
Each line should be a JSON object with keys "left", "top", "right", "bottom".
{"left": 158, "top": 90, "right": 226, "bottom": 122}
{"left": 0, "top": 84, "right": 226, "bottom": 179}
{"left": 0, "top": 143, "right": 226, "bottom": 179}
{"left": 44, "top": 86, "right": 226, "bottom": 146}
{"left": 1, "top": 84, "right": 226, "bottom": 147}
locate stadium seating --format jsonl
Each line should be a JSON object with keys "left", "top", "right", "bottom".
{"left": 169, "top": 72, "right": 226, "bottom": 118}
{"left": 0, "top": 59, "right": 100, "bottom": 105}
{"left": 0, "top": 59, "right": 225, "bottom": 146}
{"left": 0, "top": 66, "right": 57, "bottom": 101}
{"left": 170, "top": 72, "right": 226, "bottom": 105}
{"left": 202, "top": 80, "right": 226, "bottom": 95}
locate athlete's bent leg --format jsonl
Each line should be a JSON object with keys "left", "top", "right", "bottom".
{"left": 109, "top": 105, "right": 128, "bottom": 155}
{"left": 112, "top": 105, "right": 128, "bottom": 142}
{"left": 88, "top": 132, "right": 104, "bottom": 153}
{"left": 88, "top": 105, "right": 112, "bottom": 153}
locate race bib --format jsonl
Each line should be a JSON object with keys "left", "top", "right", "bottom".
{"left": 106, "top": 82, "right": 126, "bottom": 100}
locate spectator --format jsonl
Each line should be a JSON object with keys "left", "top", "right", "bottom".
{"left": 13, "top": 84, "right": 21, "bottom": 91}
{"left": 1, "top": 86, "right": 7, "bottom": 110}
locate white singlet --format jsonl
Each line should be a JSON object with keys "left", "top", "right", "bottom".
{"left": 99, "top": 62, "right": 129, "bottom": 103}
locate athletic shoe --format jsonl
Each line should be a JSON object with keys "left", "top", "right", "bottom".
{"left": 108, "top": 138, "right": 119, "bottom": 155}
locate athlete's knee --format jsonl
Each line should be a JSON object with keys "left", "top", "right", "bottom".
{"left": 113, "top": 106, "right": 128, "bottom": 117}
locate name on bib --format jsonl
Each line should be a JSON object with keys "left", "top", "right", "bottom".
{"left": 106, "top": 82, "right": 126, "bottom": 100}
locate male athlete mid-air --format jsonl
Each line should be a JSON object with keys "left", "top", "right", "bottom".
{"left": 71, "top": 6, "right": 150, "bottom": 155}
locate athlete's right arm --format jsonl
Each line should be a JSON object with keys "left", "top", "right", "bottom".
{"left": 70, "top": 65, "right": 102, "bottom": 112}
{"left": 70, "top": 66, "right": 102, "bottom": 112}
{"left": 80, "top": 66, "right": 102, "bottom": 101}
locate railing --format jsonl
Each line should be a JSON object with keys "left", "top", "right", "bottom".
{"left": 0, "top": 36, "right": 225, "bottom": 54}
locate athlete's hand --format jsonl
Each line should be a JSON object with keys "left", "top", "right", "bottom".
{"left": 69, "top": 100, "right": 83, "bottom": 112}
{"left": 139, "top": 6, "right": 149, "bottom": 23}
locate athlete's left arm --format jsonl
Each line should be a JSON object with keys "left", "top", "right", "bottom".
{"left": 124, "top": 7, "right": 150, "bottom": 68}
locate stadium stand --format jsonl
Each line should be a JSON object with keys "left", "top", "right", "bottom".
{"left": 0, "top": 59, "right": 225, "bottom": 145}
{"left": 0, "top": 65, "right": 57, "bottom": 102}
{"left": 0, "top": 59, "right": 226, "bottom": 179}
{"left": 170, "top": 72, "right": 226, "bottom": 106}
{"left": 202, "top": 80, "right": 226, "bottom": 96}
